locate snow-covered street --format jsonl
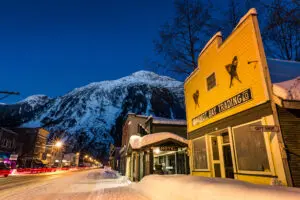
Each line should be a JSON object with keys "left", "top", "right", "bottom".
{"left": 0, "top": 169, "right": 148, "bottom": 200}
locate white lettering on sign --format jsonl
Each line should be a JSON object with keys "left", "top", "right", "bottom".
{"left": 250, "top": 125, "right": 280, "bottom": 132}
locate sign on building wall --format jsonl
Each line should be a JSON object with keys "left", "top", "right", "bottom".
{"left": 192, "top": 89, "right": 252, "bottom": 126}
{"left": 184, "top": 9, "right": 270, "bottom": 133}
{"left": 160, "top": 146, "right": 178, "bottom": 151}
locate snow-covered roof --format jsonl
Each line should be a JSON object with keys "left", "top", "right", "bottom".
{"left": 151, "top": 117, "right": 186, "bottom": 125}
{"left": 129, "top": 132, "right": 188, "bottom": 149}
{"left": 268, "top": 59, "right": 300, "bottom": 83}
{"left": 273, "top": 77, "right": 300, "bottom": 101}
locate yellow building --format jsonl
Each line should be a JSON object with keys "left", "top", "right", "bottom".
{"left": 184, "top": 8, "right": 300, "bottom": 187}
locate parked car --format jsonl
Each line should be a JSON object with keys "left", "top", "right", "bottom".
{"left": 0, "top": 163, "right": 10, "bottom": 177}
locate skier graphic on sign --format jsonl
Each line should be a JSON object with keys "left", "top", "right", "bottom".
{"left": 225, "top": 56, "right": 241, "bottom": 88}
{"left": 193, "top": 90, "right": 200, "bottom": 109}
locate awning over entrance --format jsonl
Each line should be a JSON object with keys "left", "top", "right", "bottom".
{"left": 129, "top": 132, "right": 188, "bottom": 150}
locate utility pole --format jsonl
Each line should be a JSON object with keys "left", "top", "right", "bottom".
{"left": 0, "top": 91, "right": 20, "bottom": 100}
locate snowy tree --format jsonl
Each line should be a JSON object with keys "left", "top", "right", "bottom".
{"left": 263, "top": 0, "right": 300, "bottom": 61}
{"left": 152, "top": 0, "right": 215, "bottom": 76}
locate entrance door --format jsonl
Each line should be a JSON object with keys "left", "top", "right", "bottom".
{"left": 222, "top": 133, "right": 234, "bottom": 179}
{"left": 210, "top": 136, "right": 222, "bottom": 177}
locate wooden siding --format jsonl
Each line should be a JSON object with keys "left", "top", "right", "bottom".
{"left": 277, "top": 106, "right": 300, "bottom": 187}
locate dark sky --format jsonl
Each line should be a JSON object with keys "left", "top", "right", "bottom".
{"left": 0, "top": 0, "right": 175, "bottom": 103}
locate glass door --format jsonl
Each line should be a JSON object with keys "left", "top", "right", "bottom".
{"left": 210, "top": 136, "right": 222, "bottom": 177}
{"left": 221, "top": 133, "right": 234, "bottom": 178}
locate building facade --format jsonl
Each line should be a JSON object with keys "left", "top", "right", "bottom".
{"left": 0, "top": 128, "right": 22, "bottom": 168}
{"left": 184, "top": 8, "right": 300, "bottom": 187}
{"left": 120, "top": 113, "right": 189, "bottom": 181}
{"left": 109, "top": 144, "right": 121, "bottom": 171}
{"left": 11, "top": 128, "right": 49, "bottom": 168}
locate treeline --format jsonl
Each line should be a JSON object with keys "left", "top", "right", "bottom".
{"left": 150, "top": 0, "right": 299, "bottom": 77}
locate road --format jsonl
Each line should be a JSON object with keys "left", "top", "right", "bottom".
{"left": 0, "top": 169, "right": 149, "bottom": 200}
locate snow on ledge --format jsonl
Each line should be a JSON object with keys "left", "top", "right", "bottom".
{"left": 132, "top": 175, "right": 300, "bottom": 200}
{"left": 234, "top": 8, "right": 257, "bottom": 31}
{"left": 198, "top": 31, "right": 222, "bottom": 58}
{"left": 129, "top": 132, "right": 188, "bottom": 149}
{"left": 273, "top": 77, "right": 300, "bottom": 101}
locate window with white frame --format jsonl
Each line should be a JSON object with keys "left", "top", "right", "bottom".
{"left": 232, "top": 121, "right": 270, "bottom": 172}
{"left": 193, "top": 137, "right": 208, "bottom": 170}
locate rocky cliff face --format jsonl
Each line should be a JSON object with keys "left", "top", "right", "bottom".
{"left": 0, "top": 71, "right": 185, "bottom": 159}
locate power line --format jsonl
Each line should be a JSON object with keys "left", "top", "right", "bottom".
{"left": 0, "top": 91, "right": 20, "bottom": 100}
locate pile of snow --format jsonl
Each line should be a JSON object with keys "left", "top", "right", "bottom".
{"left": 273, "top": 77, "right": 300, "bottom": 100}
{"left": 132, "top": 175, "right": 300, "bottom": 200}
{"left": 129, "top": 132, "right": 188, "bottom": 149}
{"left": 101, "top": 167, "right": 120, "bottom": 179}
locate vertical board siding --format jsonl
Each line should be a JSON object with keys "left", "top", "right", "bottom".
{"left": 277, "top": 106, "right": 300, "bottom": 187}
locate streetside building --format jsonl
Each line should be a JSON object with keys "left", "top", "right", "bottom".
{"left": 11, "top": 127, "right": 49, "bottom": 168}
{"left": 119, "top": 113, "right": 149, "bottom": 176}
{"left": 0, "top": 128, "right": 23, "bottom": 167}
{"left": 109, "top": 144, "right": 121, "bottom": 171}
{"left": 120, "top": 113, "right": 188, "bottom": 181}
{"left": 184, "top": 8, "right": 300, "bottom": 187}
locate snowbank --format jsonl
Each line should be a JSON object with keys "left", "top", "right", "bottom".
{"left": 129, "top": 132, "right": 188, "bottom": 149}
{"left": 273, "top": 77, "right": 300, "bottom": 100}
{"left": 132, "top": 175, "right": 300, "bottom": 200}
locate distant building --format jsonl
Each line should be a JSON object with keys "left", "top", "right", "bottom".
{"left": 120, "top": 113, "right": 188, "bottom": 181}
{"left": 120, "top": 113, "right": 148, "bottom": 176}
{"left": 0, "top": 128, "right": 22, "bottom": 167}
{"left": 109, "top": 144, "right": 121, "bottom": 171}
{"left": 10, "top": 128, "right": 49, "bottom": 168}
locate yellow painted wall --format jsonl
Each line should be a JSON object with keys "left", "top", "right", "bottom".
{"left": 184, "top": 9, "right": 270, "bottom": 133}
{"left": 235, "top": 174, "right": 273, "bottom": 185}
{"left": 191, "top": 171, "right": 212, "bottom": 177}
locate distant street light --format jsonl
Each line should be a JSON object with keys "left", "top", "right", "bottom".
{"left": 55, "top": 141, "right": 63, "bottom": 148}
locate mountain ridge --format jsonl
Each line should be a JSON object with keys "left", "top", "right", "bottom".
{"left": 0, "top": 70, "right": 185, "bottom": 159}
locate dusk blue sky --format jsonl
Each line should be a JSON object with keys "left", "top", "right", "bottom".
{"left": 0, "top": 0, "right": 271, "bottom": 103}
{"left": 0, "top": 0, "right": 178, "bottom": 103}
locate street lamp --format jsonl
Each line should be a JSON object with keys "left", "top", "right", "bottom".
{"left": 55, "top": 141, "right": 63, "bottom": 148}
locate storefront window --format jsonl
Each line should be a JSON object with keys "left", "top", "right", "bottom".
{"left": 193, "top": 137, "right": 208, "bottom": 170}
{"left": 233, "top": 121, "right": 270, "bottom": 172}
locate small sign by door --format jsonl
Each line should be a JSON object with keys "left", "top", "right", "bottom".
{"left": 9, "top": 154, "right": 18, "bottom": 160}
{"left": 160, "top": 146, "right": 178, "bottom": 151}
{"left": 250, "top": 125, "right": 279, "bottom": 132}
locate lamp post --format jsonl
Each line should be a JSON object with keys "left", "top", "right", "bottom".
{"left": 46, "top": 140, "right": 64, "bottom": 167}
{"left": 75, "top": 152, "right": 80, "bottom": 167}
{"left": 55, "top": 141, "right": 64, "bottom": 168}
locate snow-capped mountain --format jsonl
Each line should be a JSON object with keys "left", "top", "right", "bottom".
{"left": 0, "top": 71, "right": 185, "bottom": 159}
